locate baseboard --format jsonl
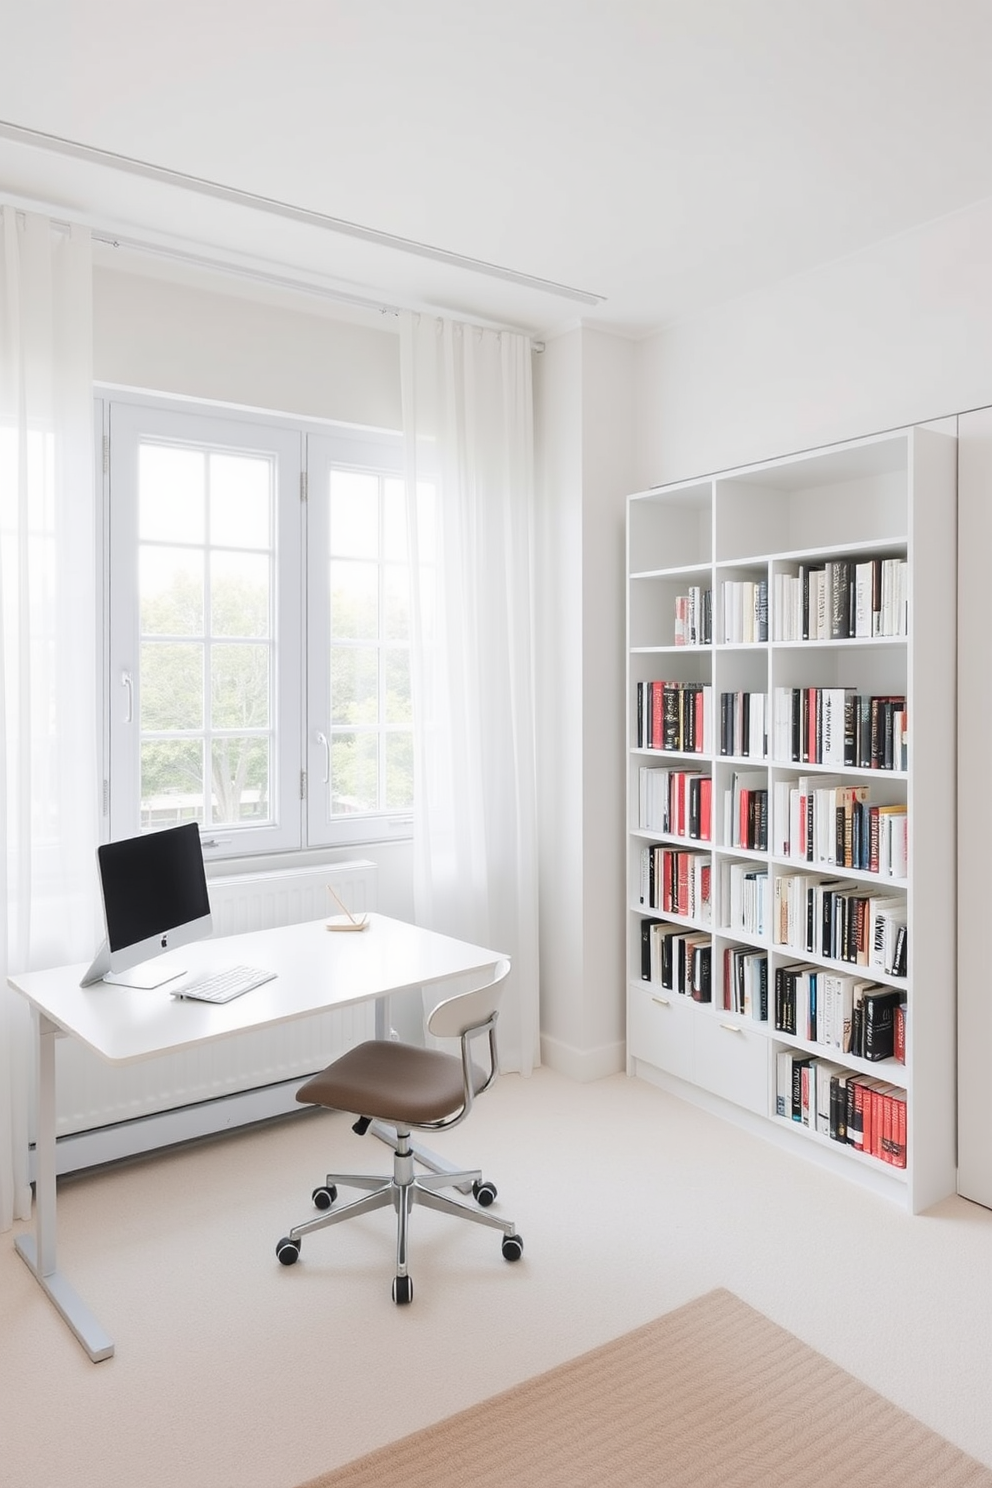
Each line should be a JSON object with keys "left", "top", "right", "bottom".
{"left": 32, "top": 1077, "right": 317, "bottom": 1179}
{"left": 539, "top": 1032, "right": 626, "bottom": 1083}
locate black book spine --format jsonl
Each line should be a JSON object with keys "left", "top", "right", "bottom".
{"left": 640, "top": 918, "right": 659, "bottom": 981}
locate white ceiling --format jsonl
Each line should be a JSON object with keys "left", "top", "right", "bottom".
{"left": 2, "top": 0, "right": 991, "bottom": 337}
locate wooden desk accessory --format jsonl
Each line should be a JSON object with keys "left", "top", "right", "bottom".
{"left": 325, "top": 883, "right": 370, "bottom": 932}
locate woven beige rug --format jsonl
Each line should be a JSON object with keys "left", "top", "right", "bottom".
{"left": 297, "top": 1287, "right": 992, "bottom": 1488}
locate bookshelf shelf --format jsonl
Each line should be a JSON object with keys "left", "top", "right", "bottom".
{"left": 626, "top": 427, "right": 957, "bottom": 1212}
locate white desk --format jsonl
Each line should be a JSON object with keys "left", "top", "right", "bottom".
{"left": 8, "top": 913, "right": 505, "bottom": 1362}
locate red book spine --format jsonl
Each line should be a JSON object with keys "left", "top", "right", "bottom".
{"left": 651, "top": 683, "right": 664, "bottom": 750}
{"left": 699, "top": 777, "right": 712, "bottom": 841}
{"left": 864, "top": 1086, "right": 875, "bottom": 1158}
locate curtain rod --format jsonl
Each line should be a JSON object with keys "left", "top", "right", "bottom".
{"left": 0, "top": 116, "right": 602, "bottom": 313}
{"left": 91, "top": 230, "right": 546, "bottom": 350}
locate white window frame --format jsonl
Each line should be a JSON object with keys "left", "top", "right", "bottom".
{"left": 101, "top": 393, "right": 412, "bottom": 861}
{"left": 305, "top": 428, "right": 413, "bottom": 849}
{"left": 106, "top": 398, "right": 305, "bottom": 859}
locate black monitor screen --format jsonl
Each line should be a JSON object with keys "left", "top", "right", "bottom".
{"left": 98, "top": 823, "right": 211, "bottom": 953}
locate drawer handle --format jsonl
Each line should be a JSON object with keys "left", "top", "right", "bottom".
{"left": 719, "top": 1021, "right": 743, "bottom": 1034}
{"left": 651, "top": 995, "right": 672, "bottom": 1008}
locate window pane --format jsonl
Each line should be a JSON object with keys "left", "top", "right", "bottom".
{"left": 383, "top": 563, "right": 409, "bottom": 641}
{"left": 330, "top": 732, "right": 378, "bottom": 815}
{"left": 385, "top": 732, "right": 414, "bottom": 811}
{"left": 140, "top": 642, "right": 203, "bottom": 729}
{"left": 330, "top": 559, "right": 378, "bottom": 640}
{"left": 140, "top": 549, "right": 204, "bottom": 636}
{"left": 211, "top": 643, "right": 270, "bottom": 728}
{"left": 211, "top": 737, "right": 270, "bottom": 823}
{"left": 211, "top": 552, "right": 270, "bottom": 638}
{"left": 383, "top": 478, "right": 406, "bottom": 561}
{"left": 383, "top": 648, "right": 411, "bottom": 724}
{"left": 330, "top": 646, "right": 378, "bottom": 726}
{"left": 140, "top": 740, "right": 204, "bottom": 828}
{"left": 139, "top": 445, "right": 204, "bottom": 543}
{"left": 210, "top": 453, "right": 271, "bottom": 549}
{"left": 330, "top": 471, "right": 378, "bottom": 558}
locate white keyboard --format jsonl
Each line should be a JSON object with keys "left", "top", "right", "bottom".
{"left": 172, "top": 965, "right": 276, "bottom": 1004}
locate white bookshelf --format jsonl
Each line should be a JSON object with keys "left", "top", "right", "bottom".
{"left": 625, "top": 427, "right": 957, "bottom": 1212}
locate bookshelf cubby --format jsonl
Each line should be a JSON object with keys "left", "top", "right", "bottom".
{"left": 626, "top": 427, "right": 957, "bottom": 1212}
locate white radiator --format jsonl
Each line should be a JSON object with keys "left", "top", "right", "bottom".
{"left": 49, "top": 859, "right": 378, "bottom": 1173}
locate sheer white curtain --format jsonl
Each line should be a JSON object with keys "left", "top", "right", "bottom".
{"left": 0, "top": 210, "right": 99, "bottom": 1231}
{"left": 401, "top": 314, "right": 540, "bottom": 1074}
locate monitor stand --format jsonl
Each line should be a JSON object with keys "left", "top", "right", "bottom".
{"left": 102, "top": 957, "right": 186, "bottom": 989}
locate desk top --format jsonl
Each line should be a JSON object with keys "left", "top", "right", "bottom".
{"left": 7, "top": 914, "right": 506, "bottom": 1065}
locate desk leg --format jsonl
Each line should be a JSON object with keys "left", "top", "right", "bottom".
{"left": 14, "top": 1012, "right": 114, "bottom": 1362}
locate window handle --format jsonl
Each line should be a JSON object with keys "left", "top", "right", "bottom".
{"left": 316, "top": 730, "right": 330, "bottom": 785}
{"left": 121, "top": 670, "right": 133, "bottom": 724}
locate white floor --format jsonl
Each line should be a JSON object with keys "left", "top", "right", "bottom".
{"left": 3, "top": 1066, "right": 992, "bottom": 1488}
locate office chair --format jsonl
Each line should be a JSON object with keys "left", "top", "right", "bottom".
{"left": 275, "top": 957, "right": 522, "bottom": 1303}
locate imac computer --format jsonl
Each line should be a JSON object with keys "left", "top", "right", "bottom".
{"left": 81, "top": 822, "right": 213, "bottom": 988}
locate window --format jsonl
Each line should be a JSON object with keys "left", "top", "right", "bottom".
{"left": 306, "top": 432, "right": 429, "bottom": 849}
{"left": 104, "top": 397, "right": 414, "bottom": 860}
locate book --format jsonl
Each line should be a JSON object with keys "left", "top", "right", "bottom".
{"left": 862, "top": 986, "right": 904, "bottom": 1061}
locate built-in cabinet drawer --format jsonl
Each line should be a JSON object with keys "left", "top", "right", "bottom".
{"left": 691, "top": 1013, "right": 768, "bottom": 1115}
{"left": 628, "top": 987, "right": 769, "bottom": 1117}
{"left": 628, "top": 984, "right": 694, "bottom": 1084}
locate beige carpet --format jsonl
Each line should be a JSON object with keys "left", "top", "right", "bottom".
{"left": 297, "top": 1287, "right": 992, "bottom": 1488}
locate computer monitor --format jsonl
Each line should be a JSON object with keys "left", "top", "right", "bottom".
{"left": 80, "top": 823, "right": 213, "bottom": 987}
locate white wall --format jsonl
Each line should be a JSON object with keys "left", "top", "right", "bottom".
{"left": 635, "top": 195, "right": 992, "bottom": 488}
{"left": 93, "top": 264, "right": 402, "bottom": 430}
{"left": 535, "top": 326, "right": 635, "bottom": 1079}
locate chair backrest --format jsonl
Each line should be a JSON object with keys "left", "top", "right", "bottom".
{"left": 427, "top": 957, "right": 511, "bottom": 1040}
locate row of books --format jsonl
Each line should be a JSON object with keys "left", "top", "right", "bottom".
{"left": 771, "top": 688, "right": 907, "bottom": 770}
{"left": 638, "top": 847, "right": 712, "bottom": 922}
{"left": 638, "top": 682, "right": 907, "bottom": 772}
{"left": 775, "top": 1052, "right": 907, "bottom": 1167}
{"left": 772, "top": 874, "right": 907, "bottom": 975}
{"left": 639, "top": 919, "right": 712, "bottom": 1000}
{"left": 772, "top": 556, "right": 908, "bottom": 642}
{"left": 636, "top": 681, "right": 713, "bottom": 754}
{"left": 719, "top": 861, "right": 768, "bottom": 937}
{"left": 638, "top": 767, "right": 907, "bottom": 881}
{"left": 719, "top": 579, "right": 768, "bottom": 644}
{"left": 723, "top": 946, "right": 768, "bottom": 1019}
{"left": 719, "top": 690, "right": 767, "bottom": 758}
{"left": 775, "top": 776, "right": 908, "bottom": 878}
{"left": 724, "top": 770, "right": 768, "bottom": 851}
{"left": 637, "top": 767, "right": 712, "bottom": 840}
{"left": 774, "top": 962, "right": 906, "bottom": 1059}
{"left": 673, "top": 587, "right": 712, "bottom": 646}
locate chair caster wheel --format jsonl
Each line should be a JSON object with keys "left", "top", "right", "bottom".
{"left": 501, "top": 1233, "right": 523, "bottom": 1262}
{"left": 312, "top": 1184, "right": 338, "bottom": 1210}
{"left": 473, "top": 1179, "right": 497, "bottom": 1207}
{"left": 392, "top": 1274, "right": 413, "bottom": 1305}
{"left": 276, "top": 1236, "right": 301, "bottom": 1266}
